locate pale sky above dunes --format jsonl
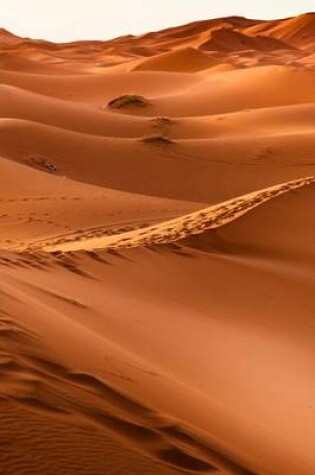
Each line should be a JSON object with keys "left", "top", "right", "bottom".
{"left": 2, "top": 0, "right": 314, "bottom": 42}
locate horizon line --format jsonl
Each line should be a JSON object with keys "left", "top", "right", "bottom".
{"left": 1, "top": 11, "right": 313, "bottom": 45}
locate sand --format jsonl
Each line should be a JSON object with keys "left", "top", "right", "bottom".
{"left": 0, "top": 12, "right": 314, "bottom": 475}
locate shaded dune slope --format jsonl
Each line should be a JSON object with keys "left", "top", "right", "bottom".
{"left": 199, "top": 27, "right": 293, "bottom": 52}
{"left": 1, "top": 177, "right": 315, "bottom": 475}
{"left": 0, "top": 118, "right": 314, "bottom": 205}
{"left": 243, "top": 13, "right": 315, "bottom": 49}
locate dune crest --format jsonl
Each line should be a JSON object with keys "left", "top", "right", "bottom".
{"left": 39, "top": 176, "right": 314, "bottom": 252}
{"left": 245, "top": 13, "right": 315, "bottom": 49}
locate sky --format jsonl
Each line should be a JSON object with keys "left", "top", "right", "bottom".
{"left": 2, "top": 0, "right": 314, "bottom": 42}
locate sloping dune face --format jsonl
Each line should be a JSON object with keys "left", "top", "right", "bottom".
{"left": 133, "top": 47, "right": 220, "bottom": 72}
{"left": 0, "top": 13, "right": 314, "bottom": 475}
{"left": 243, "top": 13, "right": 315, "bottom": 49}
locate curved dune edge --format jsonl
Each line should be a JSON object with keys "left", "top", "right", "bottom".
{"left": 132, "top": 47, "right": 220, "bottom": 73}
{"left": 40, "top": 176, "right": 314, "bottom": 253}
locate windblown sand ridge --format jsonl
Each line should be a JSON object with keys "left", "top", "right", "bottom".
{"left": 38, "top": 176, "right": 315, "bottom": 252}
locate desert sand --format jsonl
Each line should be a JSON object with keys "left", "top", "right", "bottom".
{"left": 0, "top": 12, "right": 314, "bottom": 475}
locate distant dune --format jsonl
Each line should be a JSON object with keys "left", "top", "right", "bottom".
{"left": 243, "top": 13, "right": 315, "bottom": 49}
{"left": 133, "top": 47, "right": 220, "bottom": 72}
{"left": 199, "top": 27, "right": 293, "bottom": 52}
{"left": 0, "top": 12, "right": 314, "bottom": 475}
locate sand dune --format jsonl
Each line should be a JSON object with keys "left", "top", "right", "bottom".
{"left": 152, "top": 66, "right": 315, "bottom": 116}
{"left": 244, "top": 13, "right": 315, "bottom": 49}
{"left": 0, "top": 155, "right": 201, "bottom": 251}
{"left": 0, "top": 13, "right": 315, "bottom": 475}
{"left": 0, "top": 117, "right": 314, "bottom": 205}
{"left": 1, "top": 178, "right": 315, "bottom": 474}
{"left": 200, "top": 27, "right": 292, "bottom": 52}
{"left": 38, "top": 177, "right": 314, "bottom": 252}
{"left": 0, "top": 27, "right": 23, "bottom": 45}
{"left": 133, "top": 47, "right": 220, "bottom": 72}
{"left": 0, "top": 84, "right": 155, "bottom": 137}
{"left": 0, "top": 83, "right": 313, "bottom": 139}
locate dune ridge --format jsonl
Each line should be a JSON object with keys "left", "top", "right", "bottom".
{"left": 1, "top": 13, "right": 315, "bottom": 78}
{"left": 38, "top": 176, "right": 314, "bottom": 252}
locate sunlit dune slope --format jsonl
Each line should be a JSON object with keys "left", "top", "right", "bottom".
{"left": 38, "top": 176, "right": 314, "bottom": 252}
{"left": 0, "top": 155, "right": 202, "bottom": 251}
{"left": 243, "top": 13, "right": 315, "bottom": 49}
{"left": 1, "top": 177, "right": 315, "bottom": 475}
{"left": 133, "top": 47, "right": 220, "bottom": 72}
{"left": 0, "top": 117, "right": 314, "bottom": 205}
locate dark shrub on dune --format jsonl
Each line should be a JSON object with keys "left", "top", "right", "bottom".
{"left": 108, "top": 94, "right": 151, "bottom": 109}
{"left": 26, "top": 156, "right": 57, "bottom": 173}
{"left": 141, "top": 134, "right": 174, "bottom": 145}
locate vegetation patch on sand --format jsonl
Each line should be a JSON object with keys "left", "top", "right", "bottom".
{"left": 141, "top": 134, "right": 174, "bottom": 146}
{"left": 108, "top": 95, "right": 151, "bottom": 109}
{"left": 151, "top": 117, "right": 174, "bottom": 128}
{"left": 26, "top": 156, "right": 57, "bottom": 173}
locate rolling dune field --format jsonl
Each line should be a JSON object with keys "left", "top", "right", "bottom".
{"left": 0, "top": 12, "right": 315, "bottom": 475}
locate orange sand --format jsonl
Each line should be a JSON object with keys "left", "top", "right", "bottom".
{"left": 0, "top": 13, "right": 314, "bottom": 475}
